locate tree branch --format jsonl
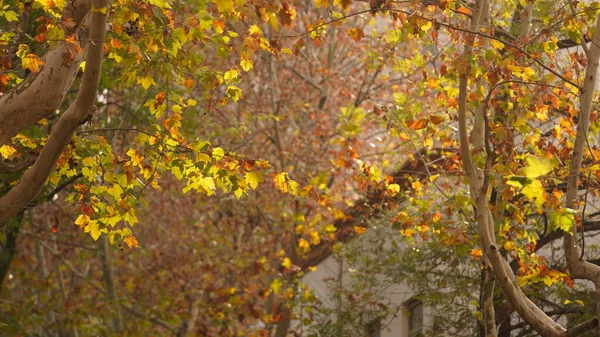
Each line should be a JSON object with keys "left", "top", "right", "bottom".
{"left": 0, "top": 0, "right": 94, "bottom": 147}
{"left": 0, "top": 0, "right": 109, "bottom": 228}
{"left": 564, "top": 14, "right": 600, "bottom": 321}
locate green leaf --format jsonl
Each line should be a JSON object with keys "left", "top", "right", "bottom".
{"left": 549, "top": 209, "right": 577, "bottom": 233}
{"left": 4, "top": 10, "right": 19, "bottom": 22}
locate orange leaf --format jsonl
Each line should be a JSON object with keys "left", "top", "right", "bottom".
{"left": 184, "top": 78, "right": 195, "bottom": 89}
{"left": 154, "top": 92, "right": 166, "bottom": 109}
{"left": 456, "top": 5, "right": 472, "bottom": 15}
{"left": 406, "top": 119, "right": 429, "bottom": 130}
{"left": 354, "top": 226, "right": 366, "bottom": 235}
{"left": 470, "top": 248, "right": 482, "bottom": 260}
{"left": 213, "top": 20, "right": 225, "bottom": 29}
{"left": 124, "top": 235, "right": 139, "bottom": 248}
{"left": 22, "top": 54, "right": 44, "bottom": 73}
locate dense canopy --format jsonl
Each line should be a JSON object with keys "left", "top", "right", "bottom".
{"left": 2, "top": 0, "right": 600, "bottom": 336}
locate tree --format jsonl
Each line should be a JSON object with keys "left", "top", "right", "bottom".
{"left": 4, "top": 0, "right": 600, "bottom": 336}
{"left": 1, "top": 0, "right": 402, "bottom": 334}
{"left": 0, "top": 0, "right": 293, "bottom": 292}
{"left": 294, "top": 0, "right": 600, "bottom": 336}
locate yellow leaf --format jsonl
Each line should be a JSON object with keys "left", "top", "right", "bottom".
{"left": 270, "top": 278, "right": 283, "bottom": 294}
{"left": 503, "top": 241, "right": 517, "bottom": 251}
{"left": 0, "top": 145, "right": 18, "bottom": 159}
{"left": 324, "top": 224, "right": 336, "bottom": 233}
{"left": 213, "top": 0, "right": 233, "bottom": 12}
{"left": 490, "top": 39, "right": 504, "bottom": 50}
{"left": 240, "top": 58, "right": 253, "bottom": 71}
{"left": 315, "top": 0, "right": 328, "bottom": 8}
{"left": 245, "top": 171, "right": 263, "bottom": 189}
{"left": 281, "top": 257, "right": 291, "bottom": 268}
{"left": 273, "top": 172, "right": 298, "bottom": 195}
{"left": 522, "top": 179, "right": 546, "bottom": 207}
{"left": 22, "top": 54, "right": 44, "bottom": 73}
{"left": 199, "top": 177, "right": 216, "bottom": 195}
{"left": 224, "top": 69, "right": 239, "bottom": 81}
{"left": 137, "top": 76, "right": 156, "bottom": 89}
{"left": 147, "top": 0, "right": 171, "bottom": 8}
{"left": 248, "top": 25, "right": 262, "bottom": 36}
{"left": 524, "top": 156, "right": 554, "bottom": 178}
{"left": 74, "top": 214, "right": 90, "bottom": 229}
{"left": 386, "top": 183, "right": 400, "bottom": 196}
{"left": 84, "top": 221, "right": 106, "bottom": 240}
{"left": 212, "top": 147, "right": 225, "bottom": 159}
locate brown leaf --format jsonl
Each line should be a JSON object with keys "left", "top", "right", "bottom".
{"left": 406, "top": 118, "right": 429, "bottom": 130}
{"left": 429, "top": 115, "right": 444, "bottom": 125}
{"left": 293, "top": 38, "right": 304, "bottom": 55}
{"left": 279, "top": 0, "right": 295, "bottom": 27}
{"left": 347, "top": 28, "right": 364, "bottom": 42}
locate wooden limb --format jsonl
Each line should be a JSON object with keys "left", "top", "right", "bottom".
{"left": 0, "top": 0, "right": 93, "bottom": 147}
{"left": 457, "top": 0, "right": 484, "bottom": 192}
{"left": 482, "top": 265, "right": 497, "bottom": 337}
{"left": 564, "top": 13, "right": 600, "bottom": 325}
{"left": 98, "top": 236, "right": 124, "bottom": 331}
{"left": 0, "top": 155, "right": 37, "bottom": 174}
{"left": 565, "top": 318, "right": 598, "bottom": 337}
{"left": 520, "top": 1, "right": 533, "bottom": 40}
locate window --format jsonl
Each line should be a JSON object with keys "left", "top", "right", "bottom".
{"left": 406, "top": 299, "right": 423, "bottom": 337}
{"left": 365, "top": 317, "right": 381, "bottom": 337}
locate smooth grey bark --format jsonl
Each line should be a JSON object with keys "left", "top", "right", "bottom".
{"left": 564, "top": 13, "right": 600, "bottom": 327}
{"left": 0, "top": 0, "right": 92, "bottom": 147}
